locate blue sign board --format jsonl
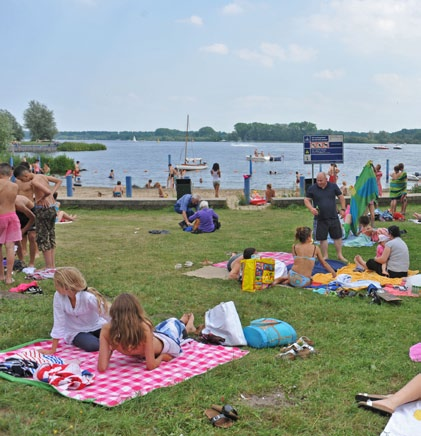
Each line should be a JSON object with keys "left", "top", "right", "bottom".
{"left": 303, "top": 135, "right": 344, "bottom": 164}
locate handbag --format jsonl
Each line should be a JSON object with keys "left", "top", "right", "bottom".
{"left": 203, "top": 301, "right": 247, "bottom": 346}
{"left": 241, "top": 258, "right": 275, "bottom": 292}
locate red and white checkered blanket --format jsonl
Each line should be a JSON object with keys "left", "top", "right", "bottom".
{"left": 0, "top": 339, "right": 248, "bottom": 407}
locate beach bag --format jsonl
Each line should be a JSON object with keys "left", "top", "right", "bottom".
{"left": 241, "top": 258, "right": 275, "bottom": 292}
{"left": 243, "top": 318, "right": 297, "bottom": 348}
{"left": 203, "top": 301, "right": 247, "bottom": 346}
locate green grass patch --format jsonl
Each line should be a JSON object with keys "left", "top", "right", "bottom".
{"left": 1, "top": 205, "right": 420, "bottom": 435}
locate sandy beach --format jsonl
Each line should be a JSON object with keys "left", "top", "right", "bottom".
{"left": 56, "top": 184, "right": 300, "bottom": 209}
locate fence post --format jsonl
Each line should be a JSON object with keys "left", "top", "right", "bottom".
{"left": 126, "top": 176, "right": 132, "bottom": 198}
{"left": 66, "top": 175, "right": 73, "bottom": 197}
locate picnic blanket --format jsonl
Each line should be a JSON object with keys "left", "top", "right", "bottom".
{"left": 213, "top": 252, "right": 294, "bottom": 269}
{"left": 0, "top": 339, "right": 248, "bottom": 407}
{"left": 312, "top": 264, "right": 419, "bottom": 288}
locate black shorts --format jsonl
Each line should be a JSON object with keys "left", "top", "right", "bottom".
{"left": 314, "top": 217, "right": 342, "bottom": 241}
{"left": 366, "top": 259, "right": 407, "bottom": 278}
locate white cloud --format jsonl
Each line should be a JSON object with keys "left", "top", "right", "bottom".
{"left": 236, "top": 43, "right": 316, "bottom": 67}
{"left": 178, "top": 15, "right": 203, "bottom": 26}
{"left": 236, "top": 49, "right": 274, "bottom": 67}
{"left": 200, "top": 43, "right": 229, "bottom": 55}
{"left": 314, "top": 69, "right": 344, "bottom": 80}
{"left": 222, "top": 3, "right": 244, "bottom": 15}
{"left": 307, "top": 0, "right": 421, "bottom": 55}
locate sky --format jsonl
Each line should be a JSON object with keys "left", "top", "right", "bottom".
{"left": 1, "top": 0, "right": 421, "bottom": 133}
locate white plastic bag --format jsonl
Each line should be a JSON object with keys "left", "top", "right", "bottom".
{"left": 203, "top": 301, "right": 247, "bottom": 346}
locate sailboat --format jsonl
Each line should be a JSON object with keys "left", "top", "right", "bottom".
{"left": 175, "top": 115, "right": 208, "bottom": 171}
{"left": 132, "top": 135, "right": 137, "bottom": 142}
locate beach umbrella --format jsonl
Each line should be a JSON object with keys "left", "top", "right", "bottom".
{"left": 349, "top": 161, "right": 379, "bottom": 235}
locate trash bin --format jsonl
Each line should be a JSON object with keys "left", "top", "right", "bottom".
{"left": 304, "top": 178, "right": 316, "bottom": 194}
{"left": 176, "top": 178, "right": 191, "bottom": 199}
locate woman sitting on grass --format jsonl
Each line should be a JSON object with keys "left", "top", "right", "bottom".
{"left": 98, "top": 293, "right": 196, "bottom": 372}
{"left": 39, "top": 267, "right": 110, "bottom": 354}
{"left": 273, "top": 226, "right": 336, "bottom": 287}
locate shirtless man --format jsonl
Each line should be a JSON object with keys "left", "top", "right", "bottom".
{"left": 13, "top": 165, "right": 62, "bottom": 269}
{"left": 14, "top": 161, "right": 36, "bottom": 258}
{"left": 15, "top": 195, "right": 36, "bottom": 267}
{"left": 0, "top": 163, "right": 21, "bottom": 285}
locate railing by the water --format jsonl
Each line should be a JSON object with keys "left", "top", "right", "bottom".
{"left": 7, "top": 143, "right": 58, "bottom": 153}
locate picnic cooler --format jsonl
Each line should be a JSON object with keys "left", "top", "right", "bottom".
{"left": 243, "top": 318, "right": 297, "bottom": 348}
{"left": 241, "top": 258, "right": 275, "bottom": 292}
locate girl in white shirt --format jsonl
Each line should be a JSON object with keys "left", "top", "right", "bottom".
{"left": 40, "top": 267, "right": 110, "bottom": 354}
{"left": 211, "top": 163, "right": 221, "bottom": 197}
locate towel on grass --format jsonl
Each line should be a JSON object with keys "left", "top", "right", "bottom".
{"left": 0, "top": 339, "right": 248, "bottom": 407}
{"left": 381, "top": 401, "right": 421, "bottom": 436}
{"left": 312, "top": 264, "right": 419, "bottom": 288}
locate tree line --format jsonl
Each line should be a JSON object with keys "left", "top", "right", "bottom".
{"left": 2, "top": 100, "right": 421, "bottom": 151}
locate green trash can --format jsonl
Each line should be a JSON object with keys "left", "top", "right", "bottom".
{"left": 176, "top": 178, "right": 191, "bottom": 199}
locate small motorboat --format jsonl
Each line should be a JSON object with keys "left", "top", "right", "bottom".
{"left": 269, "top": 155, "right": 284, "bottom": 162}
{"left": 393, "top": 144, "right": 402, "bottom": 149}
{"left": 246, "top": 155, "right": 270, "bottom": 162}
{"left": 407, "top": 173, "right": 419, "bottom": 181}
{"left": 373, "top": 145, "right": 389, "bottom": 150}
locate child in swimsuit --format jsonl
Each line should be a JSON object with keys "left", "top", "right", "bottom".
{"left": 288, "top": 226, "right": 336, "bottom": 288}
{"left": 98, "top": 293, "right": 196, "bottom": 372}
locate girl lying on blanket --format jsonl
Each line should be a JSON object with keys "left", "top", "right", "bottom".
{"left": 97, "top": 293, "right": 196, "bottom": 372}
{"left": 272, "top": 226, "right": 336, "bottom": 287}
{"left": 39, "top": 267, "right": 110, "bottom": 355}
{"left": 343, "top": 213, "right": 388, "bottom": 242}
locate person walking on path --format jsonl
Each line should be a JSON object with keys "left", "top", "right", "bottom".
{"left": 304, "top": 172, "right": 348, "bottom": 263}
{"left": 210, "top": 163, "right": 221, "bottom": 198}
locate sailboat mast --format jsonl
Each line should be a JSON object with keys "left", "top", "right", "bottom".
{"left": 184, "top": 115, "right": 189, "bottom": 163}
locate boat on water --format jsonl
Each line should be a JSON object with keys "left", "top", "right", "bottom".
{"left": 393, "top": 144, "right": 402, "bottom": 149}
{"left": 407, "top": 173, "right": 419, "bottom": 181}
{"left": 373, "top": 145, "right": 389, "bottom": 150}
{"left": 246, "top": 155, "right": 270, "bottom": 162}
{"left": 132, "top": 136, "right": 137, "bottom": 142}
{"left": 175, "top": 115, "right": 208, "bottom": 171}
{"left": 246, "top": 154, "right": 284, "bottom": 162}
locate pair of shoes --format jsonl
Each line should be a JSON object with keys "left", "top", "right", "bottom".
{"left": 175, "top": 264, "right": 182, "bottom": 269}
{"left": 204, "top": 404, "right": 239, "bottom": 428}
{"left": 277, "top": 338, "right": 317, "bottom": 360}
{"left": 184, "top": 261, "right": 193, "bottom": 267}
{"left": 357, "top": 399, "right": 393, "bottom": 416}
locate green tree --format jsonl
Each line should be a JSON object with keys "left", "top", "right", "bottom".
{"left": 0, "top": 109, "right": 24, "bottom": 141}
{"left": 0, "top": 111, "right": 13, "bottom": 151}
{"left": 23, "top": 100, "right": 58, "bottom": 141}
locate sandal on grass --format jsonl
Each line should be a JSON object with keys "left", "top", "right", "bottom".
{"left": 355, "top": 393, "right": 391, "bottom": 402}
{"left": 357, "top": 400, "right": 393, "bottom": 416}
{"left": 205, "top": 409, "right": 233, "bottom": 428}
{"left": 211, "top": 404, "right": 239, "bottom": 421}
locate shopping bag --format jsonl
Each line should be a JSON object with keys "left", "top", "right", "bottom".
{"left": 202, "top": 301, "right": 247, "bottom": 346}
{"left": 241, "top": 258, "right": 275, "bottom": 292}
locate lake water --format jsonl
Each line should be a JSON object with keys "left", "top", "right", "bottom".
{"left": 21, "top": 140, "right": 421, "bottom": 191}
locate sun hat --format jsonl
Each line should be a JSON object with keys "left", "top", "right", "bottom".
{"left": 378, "top": 234, "right": 390, "bottom": 243}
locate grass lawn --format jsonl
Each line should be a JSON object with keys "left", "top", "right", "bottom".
{"left": 1, "top": 204, "right": 420, "bottom": 435}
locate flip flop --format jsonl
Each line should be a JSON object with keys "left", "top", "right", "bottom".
{"left": 204, "top": 409, "right": 233, "bottom": 428}
{"left": 357, "top": 400, "right": 393, "bottom": 416}
{"left": 211, "top": 404, "right": 239, "bottom": 421}
{"left": 355, "top": 393, "right": 391, "bottom": 402}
